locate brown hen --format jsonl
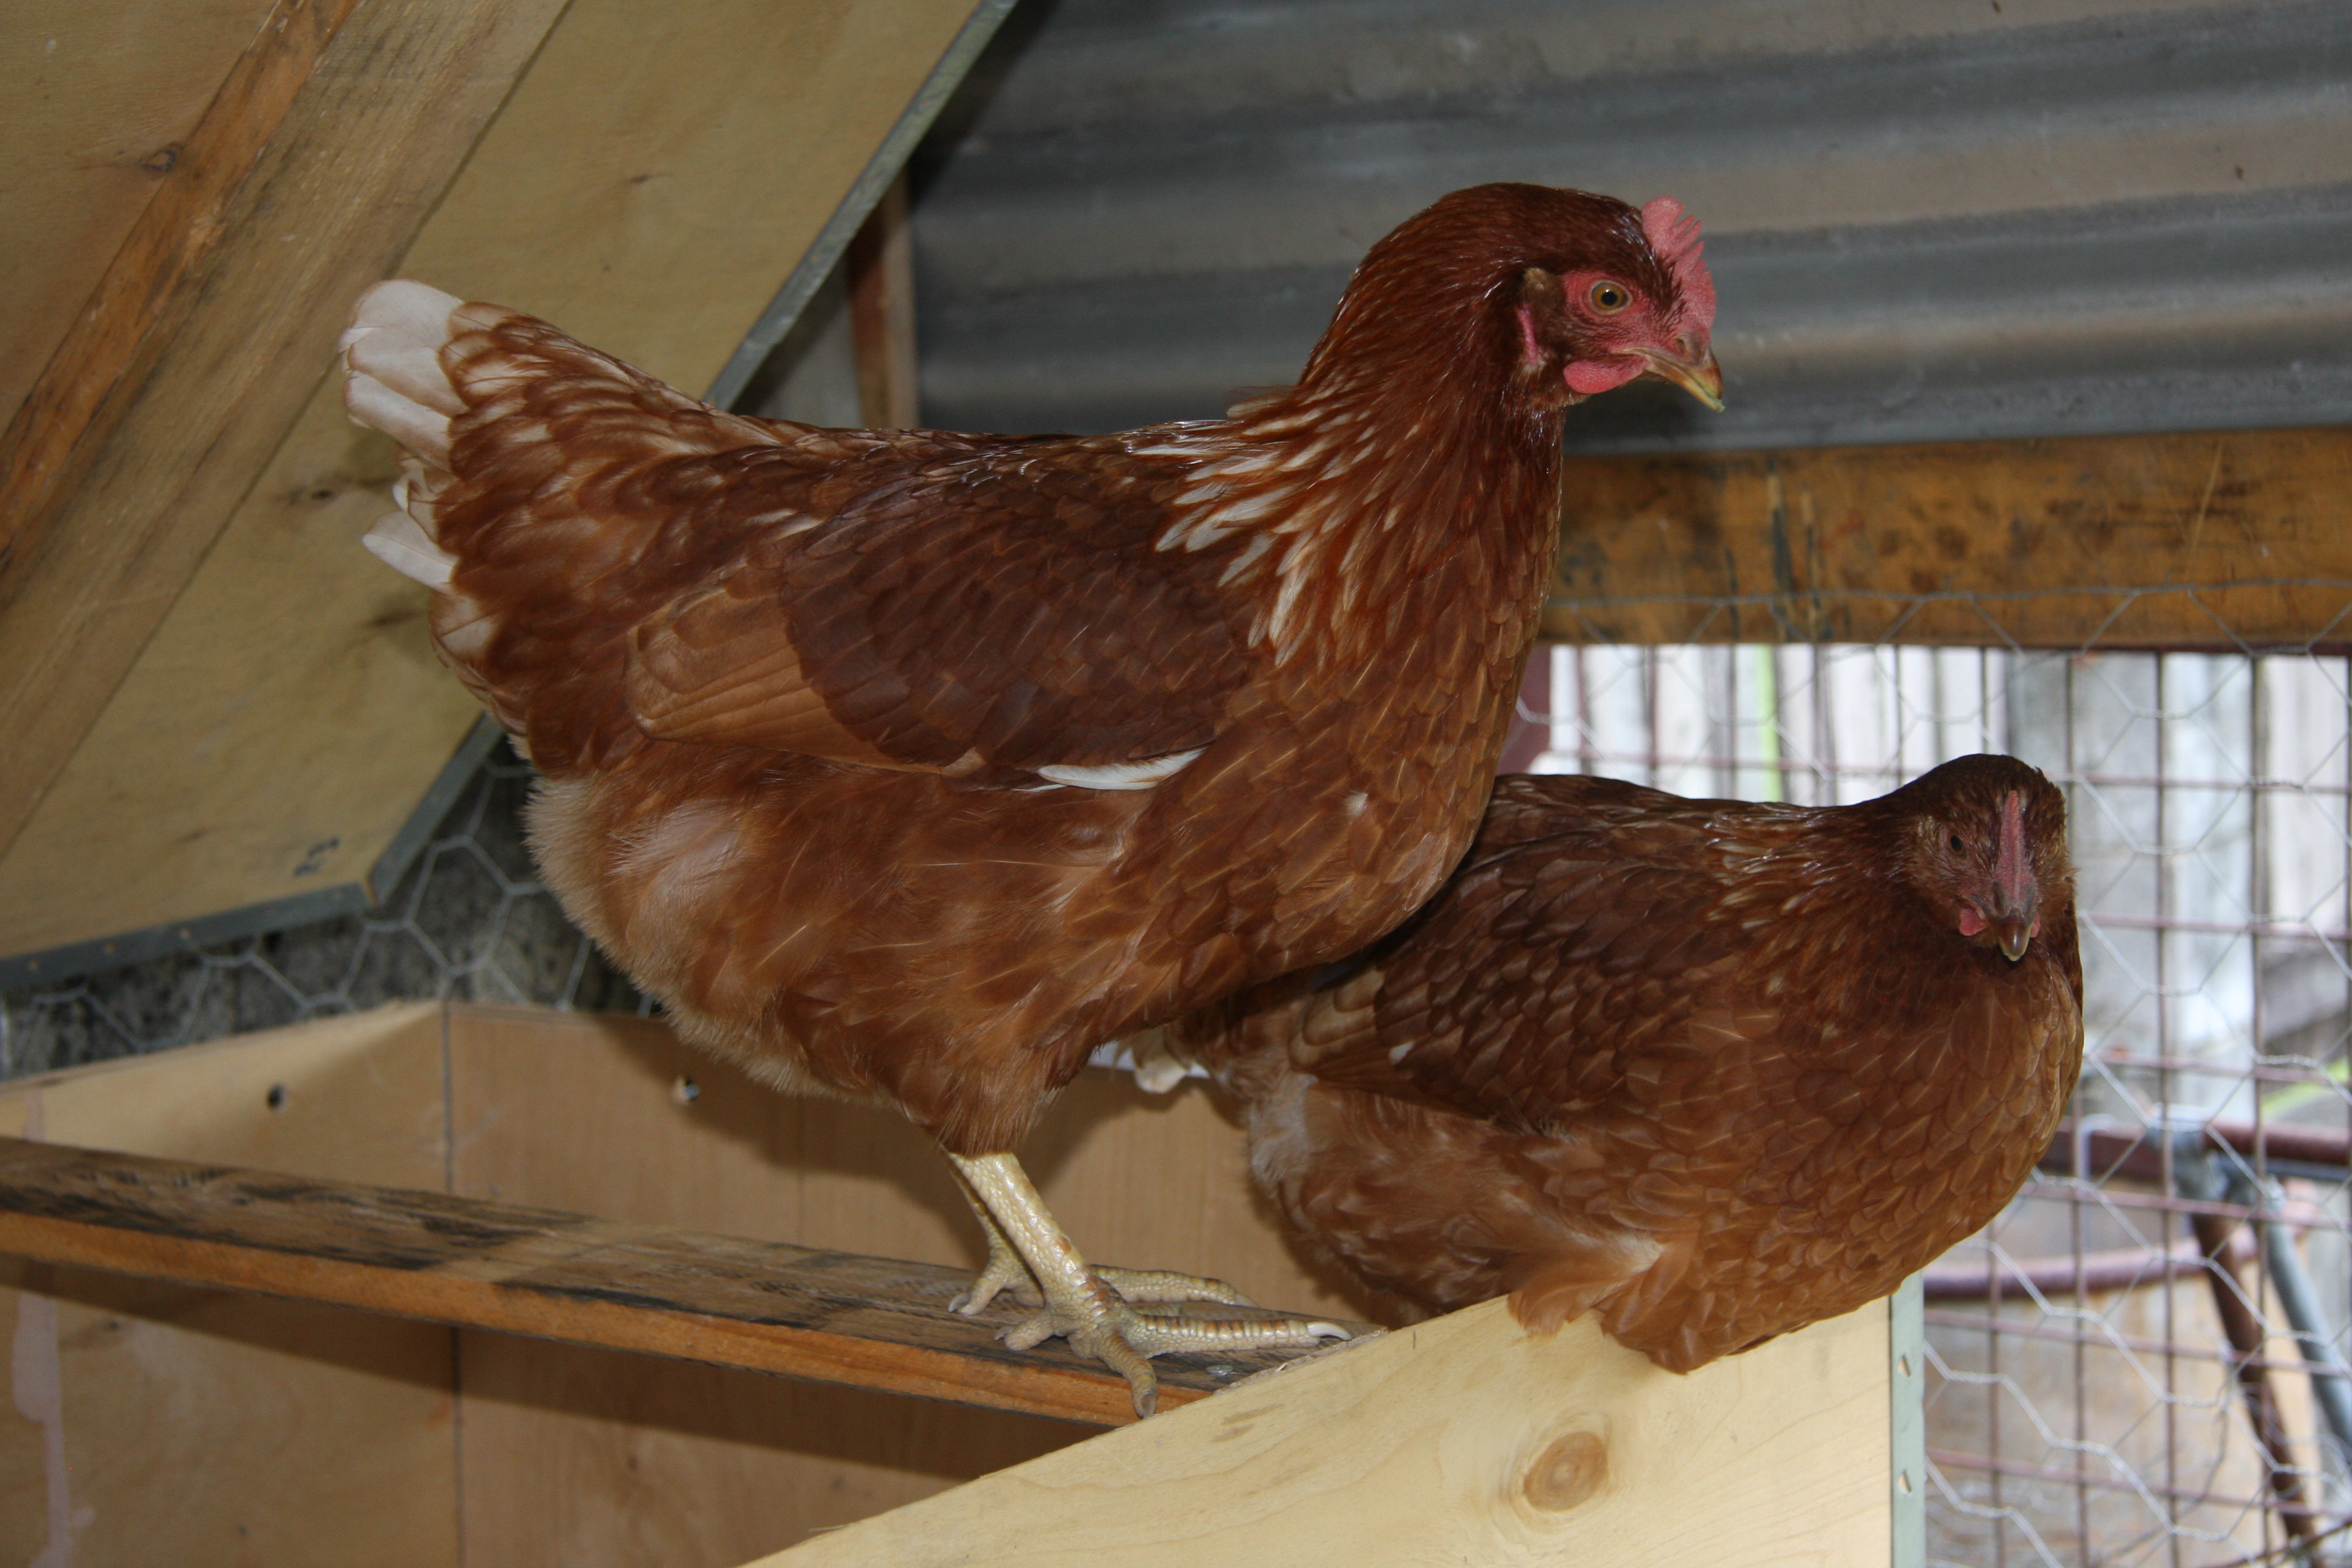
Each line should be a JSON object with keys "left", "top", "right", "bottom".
{"left": 338, "top": 183, "right": 1722, "bottom": 1413}
{"left": 1152, "top": 756, "right": 2083, "bottom": 1373}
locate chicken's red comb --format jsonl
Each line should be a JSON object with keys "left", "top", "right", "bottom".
{"left": 1641, "top": 197, "right": 1716, "bottom": 332}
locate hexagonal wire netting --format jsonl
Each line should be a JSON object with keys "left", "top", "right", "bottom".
{"left": 1531, "top": 602, "right": 2352, "bottom": 1568}
{"left": 0, "top": 739, "right": 641, "bottom": 1080}
{"left": 5, "top": 571, "right": 2349, "bottom": 1567}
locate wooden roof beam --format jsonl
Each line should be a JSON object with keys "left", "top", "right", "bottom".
{"left": 0, "top": 0, "right": 569, "bottom": 860}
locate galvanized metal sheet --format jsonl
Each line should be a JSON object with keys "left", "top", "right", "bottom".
{"left": 909, "top": 0, "right": 2352, "bottom": 448}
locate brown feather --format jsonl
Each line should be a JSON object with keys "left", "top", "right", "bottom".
{"left": 1166, "top": 756, "right": 2083, "bottom": 1371}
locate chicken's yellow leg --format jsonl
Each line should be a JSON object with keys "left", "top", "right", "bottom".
{"left": 949, "top": 1168, "right": 1264, "bottom": 1314}
{"left": 947, "top": 1182, "right": 1039, "bottom": 1314}
{"left": 943, "top": 1150, "right": 1351, "bottom": 1416}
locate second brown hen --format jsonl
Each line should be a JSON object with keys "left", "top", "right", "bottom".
{"left": 1151, "top": 755, "right": 2083, "bottom": 1372}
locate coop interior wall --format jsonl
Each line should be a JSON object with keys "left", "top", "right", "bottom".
{"left": 0, "top": 1003, "right": 1392, "bottom": 1567}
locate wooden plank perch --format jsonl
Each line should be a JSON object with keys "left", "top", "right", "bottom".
{"left": 0, "top": 1135, "right": 1362, "bottom": 1429}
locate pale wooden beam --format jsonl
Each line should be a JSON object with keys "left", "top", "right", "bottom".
{"left": 0, "top": 1, "right": 1001, "bottom": 965}
{"left": 752, "top": 1293, "right": 1891, "bottom": 1567}
{"left": 0, "top": 0, "right": 568, "bottom": 860}
{"left": 0, "top": 1135, "right": 1360, "bottom": 1428}
{"left": 1546, "top": 428, "right": 2352, "bottom": 649}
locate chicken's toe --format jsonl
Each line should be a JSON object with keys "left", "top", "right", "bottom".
{"left": 999, "top": 1276, "right": 1352, "bottom": 1418}
{"left": 1093, "top": 1265, "right": 1257, "bottom": 1307}
{"left": 950, "top": 1210, "right": 1043, "bottom": 1315}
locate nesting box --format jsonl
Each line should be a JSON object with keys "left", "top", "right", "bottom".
{"left": 0, "top": 1002, "right": 1907, "bottom": 1566}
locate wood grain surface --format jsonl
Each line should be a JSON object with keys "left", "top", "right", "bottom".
{"left": 0, "top": 0, "right": 281, "bottom": 433}
{"left": 1547, "top": 428, "right": 2352, "bottom": 649}
{"left": 754, "top": 1294, "right": 1889, "bottom": 1568}
{"left": 0, "top": 0, "right": 568, "bottom": 865}
{"left": 0, "top": 0, "right": 992, "bottom": 962}
{"left": 0, "top": 1134, "right": 1364, "bottom": 1429}
{"left": 0, "top": 1003, "right": 458, "bottom": 1568}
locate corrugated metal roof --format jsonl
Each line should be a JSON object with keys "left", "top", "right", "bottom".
{"left": 907, "top": 0, "right": 2352, "bottom": 449}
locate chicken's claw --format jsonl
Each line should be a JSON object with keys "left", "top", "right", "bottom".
{"left": 944, "top": 1149, "right": 1349, "bottom": 1418}
{"left": 998, "top": 1280, "right": 1350, "bottom": 1419}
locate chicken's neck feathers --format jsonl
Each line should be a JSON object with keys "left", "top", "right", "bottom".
{"left": 1152, "top": 379, "right": 1559, "bottom": 668}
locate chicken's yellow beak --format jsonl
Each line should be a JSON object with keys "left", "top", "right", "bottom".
{"left": 1640, "top": 347, "right": 1725, "bottom": 411}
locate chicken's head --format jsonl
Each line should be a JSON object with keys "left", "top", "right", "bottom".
{"left": 1898, "top": 756, "right": 2073, "bottom": 963}
{"left": 1294, "top": 183, "right": 1721, "bottom": 422}
{"left": 1508, "top": 195, "right": 1722, "bottom": 412}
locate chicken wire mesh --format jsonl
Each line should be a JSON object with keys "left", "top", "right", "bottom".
{"left": 0, "top": 740, "right": 640, "bottom": 1079}
{"left": 1533, "top": 599, "right": 2352, "bottom": 1568}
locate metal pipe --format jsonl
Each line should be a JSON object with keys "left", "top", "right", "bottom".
{"left": 1921, "top": 1237, "right": 2243, "bottom": 1301}
{"left": 2227, "top": 1169, "right": 2352, "bottom": 1470}
{"left": 2189, "top": 1195, "right": 2323, "bottom": 1550}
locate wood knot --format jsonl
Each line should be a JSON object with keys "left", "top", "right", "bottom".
{"left": 1522, "top": 1430, "right": 1607, "bottom": 1513}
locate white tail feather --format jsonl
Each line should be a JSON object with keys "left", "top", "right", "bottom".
{"left": 345, "top": 334, "right": 465, "bottom": 417}
{"left": 362, "top": 511, "right": 457, "bottom": 589}
{"left": 346, "top": 280, "right": 465, "bottom": 354}
{"left": 344, "top": 373, "right": 452, "bottom": 465}
{"left": 342, "top": 279, "right": 466, "bottom": 471}
{"left": 343, "top": 282, "right": 483, "bottom": 595}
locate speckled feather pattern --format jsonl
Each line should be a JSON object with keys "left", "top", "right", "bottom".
{"left": 1167, "top": 757, "right": 2083, "bottom": 1371}
{"left": 366, "top": 185, "right": 1704, "bottom": 1156}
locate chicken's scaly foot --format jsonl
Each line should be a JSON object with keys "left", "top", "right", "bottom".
{"left": 947, "top": 1167, "right": 1258, "bottom": 1313}
{"left": 1093, "top": 1267, "right": 1256, "bottom": 1306}
{"left": 944, "top": 1151, "right": 1351, "bottom": 1417}
{"left": 947, "top": 1185, "right": 1041, "bottom": 1315}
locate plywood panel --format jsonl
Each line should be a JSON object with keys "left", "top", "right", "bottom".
{"left": 1547, "top": 427, "right": 2352, "bottom": 648}
{"left": 0, "top": 1000, "right": 443, "bottom": 1168}
{"left": 0, "top": 0, "right": 991, "bottom": 958}
{"left": 756, "top": 1297, "right": 1890, "bottom": 1568}
{"left": 0, "top": 0, "right": 572, "bottom": 875}
{"left": 0, "top": 1271, "right": 458, "bottom": 1568}
{"left": 0, "top": 0, "right": 278, "bottom": 430}
{"left": 457, "top": 1342, "right": 1085, "bottom": 1568}
{"left": 0, "top": 389, "right": 478, "bottom": 957}
{"left": 444, "top": 1004, "right": 1373, "bottom": 1566}
{"left": 0, "top": 1004, "right": 457, "bottom": 1568}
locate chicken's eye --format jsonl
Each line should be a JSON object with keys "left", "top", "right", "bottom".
{"left": 1588, "top": 279, "right": 1631, "bottom": 314}
{"left": 1948, "top": 832, "right": 1966, "bottom": 854}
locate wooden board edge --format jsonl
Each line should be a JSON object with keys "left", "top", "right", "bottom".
{"left": 744, "top": 1298, "right": 1892, "bottom": 1568}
